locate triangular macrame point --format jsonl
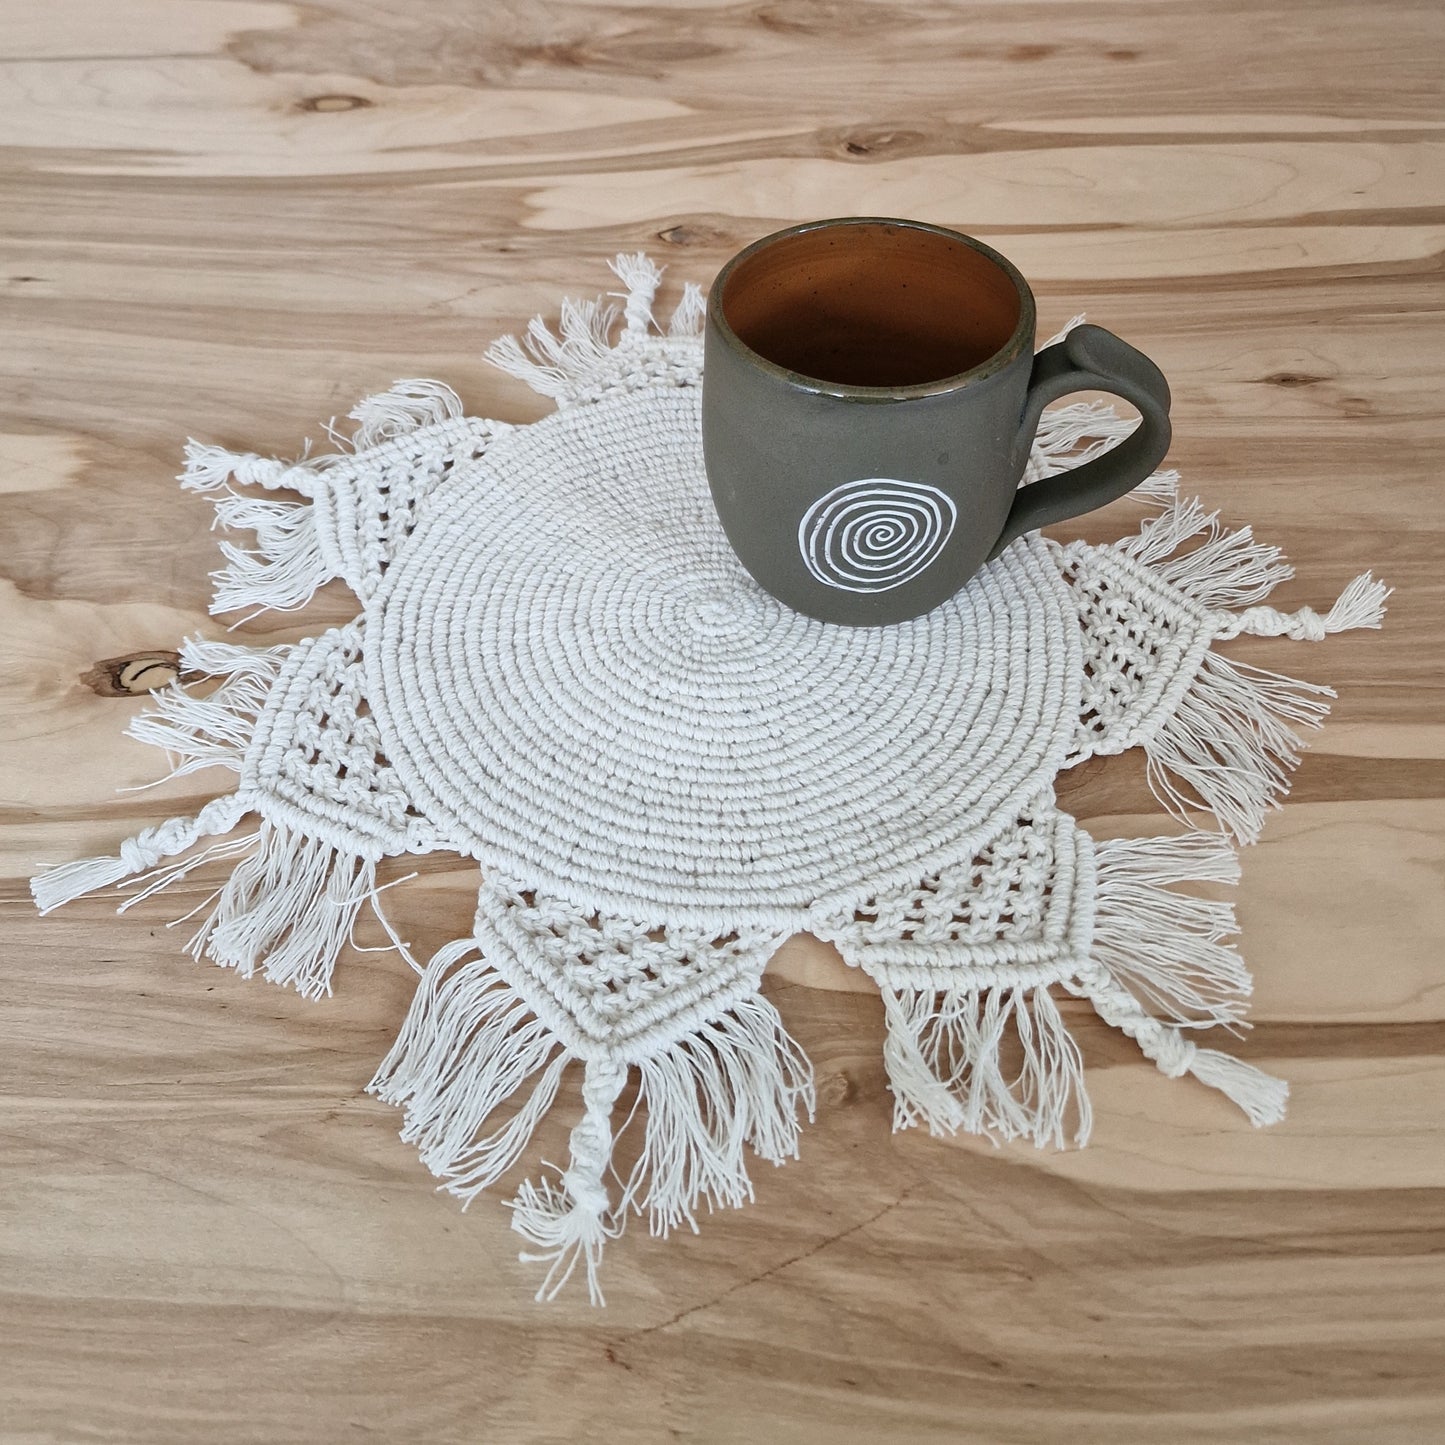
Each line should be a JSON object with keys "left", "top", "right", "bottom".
{"left": 1064, "top": 494, "right": 1390, "bottom": 844}
{"left": 853, "top": 824, "right": 1286, "bottom": 1158}
{"left": 370, "top": 937, "right": 815, "bottom": 1306}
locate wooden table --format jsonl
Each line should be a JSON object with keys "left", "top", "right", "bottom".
{"left": 4, "top": 3, "right": 1442, "bottom": 1440}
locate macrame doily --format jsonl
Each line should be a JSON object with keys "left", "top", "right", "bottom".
{"left": 34, "top": 255, "right": 1388, "bottom": 1304}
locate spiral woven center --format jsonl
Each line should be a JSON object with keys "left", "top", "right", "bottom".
{"left": 367, "top": 386, "right": 1079, "bottom": 920}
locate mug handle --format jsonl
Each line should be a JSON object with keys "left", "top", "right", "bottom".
{"left": 988, "top": 323, "right": 1173, "bottom": 559}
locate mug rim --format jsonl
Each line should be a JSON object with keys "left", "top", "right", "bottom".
{"left": 706, "top": 216, "right": 1037, "bottom": 400}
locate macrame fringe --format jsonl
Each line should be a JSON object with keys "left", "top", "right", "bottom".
{"left": 210, "top": 491, "right": 327, "bottom": 615}
{"left": 484, "top": 252, "right": 706, "bottom": 404}
{"left": 880, "top": 982, "right": 1091, "bottom": 1148}
{"left": 1145, "top": 649, "right": 1333, "bottom": 844}
{"left": 347, "top": 377, "right": 464, "bottom": 450}
{"left": 668, "top": 279, "right": 707, "bottom": 337}
{"left": 126, "top": 638, "right": 289, "bottom": 778}
{"left": 1084, "top": 832, "right": 1288, "bottom": 1126}
{"left": 1086, "top": 826, "right": 1248, "bottom": 1028}
{"left": 181, "top": 442, "right": 329, "bottom": 618}
{"left": 180, "top": 379, "right": 466, "bottom": 617}
{"left": 370, "top": 942, "right": 814, "bottom": 1304}
{"left": 33, "top": 630, "right": 386, "bottom": 997}
{"left": 1025, "top": 400, "right": 1178, "bottom": 503}
{"left": 1117, "top": 495, "right": 1294, "bottom": 602}
{"left": 178, "top": 822, "right": 378, "bottom": 999}
{"left": 1113, "top": 496, "right": 1388, "bottom": 843}
{"left": 369, "top": 941, "right": 571, "bottom": 1194}
{"left": 1119, "top": 496, "right": 1389, "bottom": 633}
{"left": 1090, "top": 832, "right": 1248, "bottom": 1027}
{"left": 621, "top": 992, "right": 815, "bottom": 1235}
{"left": 35, "top": 808, "right": 377, "bottom": 1000}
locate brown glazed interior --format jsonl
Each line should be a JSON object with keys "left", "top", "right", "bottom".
{"left": 718, "top": 220, "right": 1025, "bottom": 390}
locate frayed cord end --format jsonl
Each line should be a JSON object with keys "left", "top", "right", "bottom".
{"left": 179, "top": 441, "right": 314, "bottom": 497}
{"left": 1219, "top": 571, "right": 1391, "bottom": 642}
{"left": 1187, "top": 1047, "right": 1289, "bottom": 1127}
{"left": 1083, "top": 969, "right": 1288, "bottom": 1127}
{"left": 31, "top": 798, "right": 245, "bottom": 915}
{"left": 510, "top": 1056, "right": 629, "bottom": 1307}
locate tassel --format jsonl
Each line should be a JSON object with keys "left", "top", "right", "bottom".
{"left": 1083, "top": 969, "right": 1288, "bottom": 1126}
{"left": 1184, "top": 1047, "right": 1290, "bottom": 1127}
{"left": 879, "top": 982, "right": 1091, "bottom": 1148}
{"left": 368, "top": 942, "right": 570, "bottom": 1192}
{"left": 1145, "top": 649, "right": 1333, "bottom": 844}
{"left": 182, "top": 823, "right": 378, "bottom": 999}
{"left": 1092, "top": 833, "right": 1250, "bottom": 1027}
{"left": 33, "top": 841, "right": 180, "bottom": 916}
{"left": 348, "top": 379, "right": 464, "bottom": 450}
{"left": 1219, "top": 571, "right": 1391, "bottom": 642}
{"left": 1318, "top": 570, "right": 1391, "bottom": 632}
{"left": 179, "top": 442, "right": 313, "bottom": 497}
{"left": 31, "top": 795, "right": 247, "bottom": 915}
{"left": 510, "top": 1057, "right": 629, "bottom": 1306}
{"left": 607, "top": 252, "right": 662, "bottom": 335}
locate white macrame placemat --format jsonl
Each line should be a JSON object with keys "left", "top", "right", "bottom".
{"left": 34, "top": 255, "right": 1389, "bottom": 1304}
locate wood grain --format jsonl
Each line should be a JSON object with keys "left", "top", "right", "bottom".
{"left": 3, "top": 2, "right": 1442, "bottom": 1440}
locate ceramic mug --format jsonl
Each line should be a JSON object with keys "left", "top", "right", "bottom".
{"left": 701, "top": 216, "right": 1172, "bottom": 626}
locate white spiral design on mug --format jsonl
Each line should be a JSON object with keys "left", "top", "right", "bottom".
{"left": 798, "top": 478, "right": 958, "bottom": 593}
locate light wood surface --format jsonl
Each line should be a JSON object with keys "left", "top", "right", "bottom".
{"left": 3, "top": 2, "right": 1443, "bottom": 1441}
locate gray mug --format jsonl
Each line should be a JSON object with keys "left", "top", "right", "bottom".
{"left": 701, "top": 216, "right": 1172, "bottom": 626}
